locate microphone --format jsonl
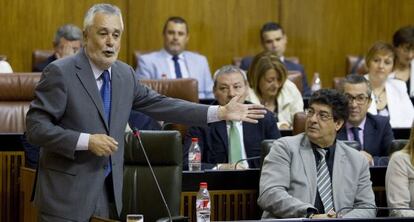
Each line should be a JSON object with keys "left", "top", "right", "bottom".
{"left": 131, "top": 128, "right": 173, "bottom": 222}
{"left": 335, "top": 205, "right": 414, "bottom": 218}
{"left": 234, "top": 156, "right": 261, "bottom": 170}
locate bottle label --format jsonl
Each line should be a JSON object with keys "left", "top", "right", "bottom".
{"left": 196, "top": 198, "right": 210, "bottom": 210}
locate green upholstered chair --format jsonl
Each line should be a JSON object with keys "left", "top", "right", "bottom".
{"left": 122, "top": 130, "right": 186, "bottom": 222}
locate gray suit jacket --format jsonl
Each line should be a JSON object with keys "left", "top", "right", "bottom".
{"left": 26, "top": 49, "right": 209, "bottom": 221}
{"left": 258, "top": 133, "right": 376, "bottom": 219}
{"left": 136, "top": 49, "right": 214, "bottom": 99}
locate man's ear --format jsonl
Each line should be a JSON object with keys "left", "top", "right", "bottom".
{"left": 335, "top": 119, "right": 345, "bottom": 131}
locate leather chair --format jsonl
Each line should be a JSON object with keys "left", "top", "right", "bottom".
{"left": 346, "top": 55, "right": 367, "bottom": 75}
{"left": 140, "top": 78, "right": 199, "bottom": 139}
{"left": 0, "top": 73, "right": 41, "bottom": 133}
{"left": 32, "top": 50, "right": 53, "bottom": 72}
{"left": 232, "top": 55, "right": 300, "bottom": 68}
{"left": 122, "top": 130, "right": 185, "bottom": 222}
{"left": 287, "top": 71, "right": 303, "bottom": 95}
{"left": 132, "top": 51, "right": 143, "bottom": 70}
{"left": 292, "top": 112, "right": 307, "bottom": 136}
{"left": 388, "top": 139, "right": 408, "bottom": 155}
{"left": 332, "top": 77, "right": 345, "bottom": 91}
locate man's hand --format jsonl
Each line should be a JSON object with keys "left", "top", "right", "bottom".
{"left": 311, "top": 210, "right": 336, "bottom": 219}
{"left": 360, "top": 150, "right": 374, "bottom": 166}
{"left": 89, "top": 134, "right": 118, "bottom": 156}
{"left": 218, "top": 95, "right": 266, "bottom": 123}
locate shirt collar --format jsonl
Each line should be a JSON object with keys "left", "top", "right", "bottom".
{"left": 87, "top": 58, "right": 112, "bottom": 81}
{"left": 346, "top": 116, "right": 366, "bottom": 131}
{"left": 162, "top": 49, "right": 184, "bottom": 60}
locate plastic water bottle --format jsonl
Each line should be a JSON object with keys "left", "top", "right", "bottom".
{"left": 311, "top": 72, "right": 321, "bottom": 92}
{"left": 196, "top": 182, "right": 211, "bottom": 222}
{"left": 188, "top": 138, "right": 201, "bottom": 171}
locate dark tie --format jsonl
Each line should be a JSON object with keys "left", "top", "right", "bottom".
{"left": 172, "top": 55, "right": 182, "bottom": 78}
{"left": 350, "top": 127, "right": 361, "bottom": 148}
{"left": 316, "top": 148, "right": 334, "bottom": 213}
{"left": 100, "top": 70, "right": 112, "bottom": 176}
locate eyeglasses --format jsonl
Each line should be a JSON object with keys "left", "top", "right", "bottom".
{"left": 304, "top": 108, "right": 333, "bottom": 121}
{"left": 345, "top": 94, "right": 370, "bottom": 105}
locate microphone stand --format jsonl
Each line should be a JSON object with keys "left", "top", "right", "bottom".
{"left": 131, "top": 129, "right": 173, "bottom": 222}
{"left": 234, "top": 156, "right": 261, "bottom": 170}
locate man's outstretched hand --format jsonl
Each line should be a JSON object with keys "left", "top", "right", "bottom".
{"left": 218, "top": 95, "right": 266, "bottom": 123}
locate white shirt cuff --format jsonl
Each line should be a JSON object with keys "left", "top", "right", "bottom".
{"left": 76, "top": 133, "right": 90, "bottom": 150}
{"left": 207, "top": 105, "right": 220, "bottom": 123}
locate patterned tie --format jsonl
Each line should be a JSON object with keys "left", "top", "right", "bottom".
{"left": 316, "top": 148, "right": 334, "bottom": 213}
{"left": 100, "top": 70, "right": 112, "bottom": 176}
{"left": 350, "top": 127, "right": 361, "bottom": 149}
{"left": 172, "top": 55, "right": 182, "bottom": 78}
{"left": 229, "top": 121, "right": 243, "bottom": 163}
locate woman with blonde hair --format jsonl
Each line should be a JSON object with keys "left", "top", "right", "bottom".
{"left": 386, "top": 123, "right": 414, "bottom": 217}
{"left": 247, "top": 51, "right": 303, "bottom": 129}
{"left": 365, "top": 41, "right": 414, "bottom": 127}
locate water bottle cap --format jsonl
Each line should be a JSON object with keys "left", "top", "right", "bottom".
{"left": 199, "top": 182, "right": 208, "bottom": 188}
{"left": 192, "top": 137, "right": 199, "bottom": 142}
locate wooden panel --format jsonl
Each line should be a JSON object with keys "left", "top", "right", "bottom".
{"left": 0, "top": 151, "right": 24, "bottom": 222}
{"left": 20, "top": 167, "right": 37, "bottom": 222}
{"left": 127, "top": 0, "right": 280, "bottom": 73}
{"left": 180, "top": 189, "right": 259, "bottom": 221}
{"left": 0, "top": 0, "right": 128, "bottom": 72}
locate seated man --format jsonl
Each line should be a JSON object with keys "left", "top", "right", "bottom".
{"left": 258, "top": 89, "right": 376, "bottom": 219}
{"left": 34, "top": 24, "right": 82, "bottom": 72}
{"left": 183, "top": 65, "right": 280, "bottom": 169}
{"left": 240, "top": 22, "right": 311, "bottom": 96}
{"left": 136, "top": 16, "right": 214, "bottom": 99}
{"left": 337, "top": 74, "right": 394, "bottom": 165}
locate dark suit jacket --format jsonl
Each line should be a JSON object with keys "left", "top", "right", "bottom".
{"left": 33, "top": 54, "right": 57, "bottom": 72}
{"left": 240, "top": 56, "right": 311, "bottom": 96}
{"left": 183, "top": 101, "right": 281, "bottom": 169}
{"left": 26, "top": 49, "right": 209, "bottom": 221}
{"left": 337, "top": 113, "right": 394, "bottom": 157}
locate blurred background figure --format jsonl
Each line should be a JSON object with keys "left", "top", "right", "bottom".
{"left": 33, "top": 24, "right": 82, "bottom": 72}
{"left": 386, "top": 123, "right": 414, "bottom": 217}
{"left": 247, "top": 51, "right": 303, "bottom": 129}
{"left": 364, "top": 41, "right": 414, "bottom": 128}
{"left": 390, "top": 26, "right": 414, "bottom": 96}
{"left": 0, "top": 56, "right": 13, "bottom": 73}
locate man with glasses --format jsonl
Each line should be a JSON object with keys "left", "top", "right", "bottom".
{"left": 338, "top": 74, "right": 394, "bottom": 166}
{"left": 258, "top": 89, "right": 376, "bottom": 219}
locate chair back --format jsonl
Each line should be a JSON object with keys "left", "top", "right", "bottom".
{"left": 292, "top": 112, "right": 307, "bottom": 135}
{"left": 122, "top": 130, "right": 182, "bottom": 222}
{"left": 389, "top": 139, "right": 408, "bottom": 155}
{"left": 287, "top": 71, "right": 303, "bottom": 95}
{"left": 346, "top": 55, "right": 367, "bottom": 75}
{"left": 260, "top": 139, "right": 276, "bottom": 168}
{"left": 0, "top": 73, "right": 41, "bottom": 133}
{"left": 332, "top": 77, "right": 345, "bottom": 91}
{"left": 32, "top": 50, "right": 53, "bottom": 72}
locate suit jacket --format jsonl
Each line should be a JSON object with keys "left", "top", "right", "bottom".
{"left": 136, "top": 49, "right": 214, "bottom": 99}
{"left": 258, "top": 133, "right": 376, "bottom": 219}
{"left": 366, "top": 76, "right": 414, "bottom": 128}
{"left": 240, "top": 56, "right": 311, "bottom": 96}
{"left": 337, "top": 113, "right": 394, "bottom": 157}
{"left": 183, "top": 101, "right": 281, "bottom": 169}
{"left": 26, "top": 49, "right": 209, "bottom": 221}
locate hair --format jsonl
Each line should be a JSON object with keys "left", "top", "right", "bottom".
{"left": 343, "top": 74, "right": 372, "bottom": 97}
{"left": 260, "top": 22, "right": 284, "bottom": 42}
{"left": 393, "top": 26, "right": 414, "bottom": 49}
{"left": 213, "top": 65, "right": 247, "bottom": 89}
{"left": 402, "top": 122, "right": 414, "bottom": 165}
{"left": 163, "top": 16, "right": 188, "bottom": 34}
{"left": 53, "top": 24, "right": 82, "bottom": 47}
{"left": 83, "top": 3, "right": 123, "bottom": 31}
{"left": 248, "top": 51, "right": 288, "bottom": 99}
{"left": 309, "top": 89, "right": 349, "bottom": 122}
{"left": 365, "top": 41, "right": 396, "bottom": 69}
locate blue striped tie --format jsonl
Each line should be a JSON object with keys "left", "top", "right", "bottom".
{"left": 100, "top": 70, "right": 112, "bottom": 176}
{"left": 316, "top": 148, "right": 334, "bottom": 213}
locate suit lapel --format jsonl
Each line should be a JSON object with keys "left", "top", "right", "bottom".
{"left": 363, "top": 116, "right": 376, "bottom": 152}
{"left": 160, "top": 50, "right": 172, "bottom": 78}
{"left": 109, "top": 63, "right": 122, "bottom": 133}
{"left": 212, "top": 120, "right": 228, "bottom": 154}
{"left": 183, "top": 52, "right": 194, "bottom": 78}
{"left": 74, "top": 50, "right": 108, "bottom": 130}
{"left": 332, "top": 141, "right": 347, "bottom": 210}
{"left": 299, "top": 135, "right": 317, "bottom": 201}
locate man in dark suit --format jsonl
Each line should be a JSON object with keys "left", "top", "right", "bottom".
{"left": 184, "top": 65, "right": 281, "bottom": 169}
{"left": 26, "top": 4, "right": 265, "bottom": 222}
{"left": 337, "top": 74, "right": 394, "bottom": 165}
{"left": 240, "top": 22, "right": 311, "bottom": 96}
{"left": 33, "top": 24, "right": 82, "bottom": 72}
